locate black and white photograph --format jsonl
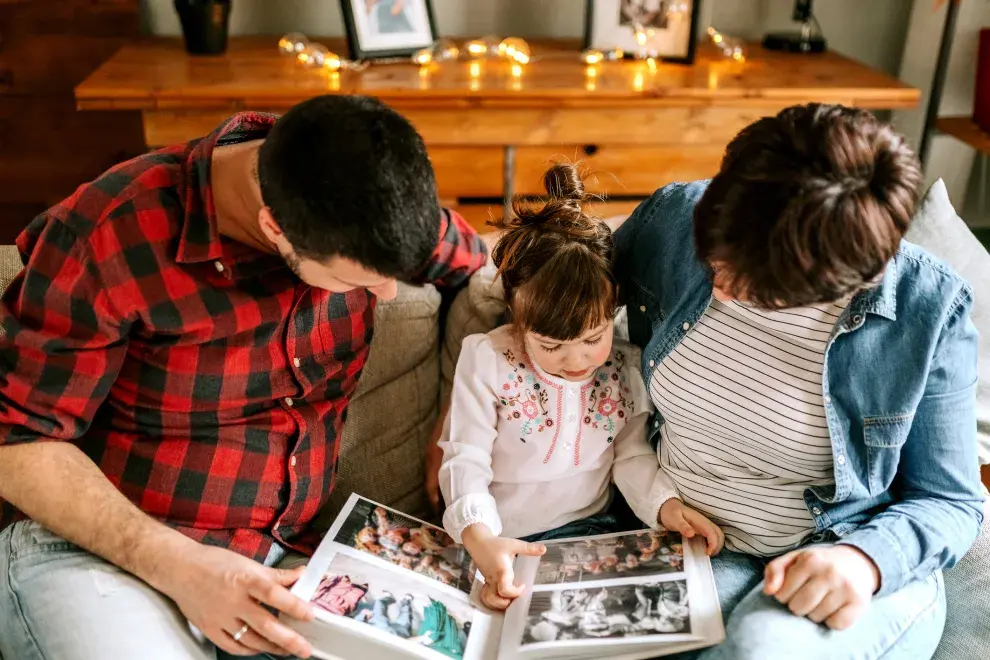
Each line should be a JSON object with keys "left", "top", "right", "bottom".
{"left": 536, "top": 530, "right": 684, "bottom": 584}
{"left": 332, "top": 497, "right": 474, "bottom": 593}
{"left": 584, "top": 0, "right": 699, "bottom": 63}
{"left": 522, "top": 581, "right": 690, "bottom": 644}
{"left": 311, "top": 553, "right": 474, "bottom": 660}
{"left": 339, "top": 0, "right": 437, "bottom": 60}
{"left": 619, "top": 0, "right": 669, "bottom": 29}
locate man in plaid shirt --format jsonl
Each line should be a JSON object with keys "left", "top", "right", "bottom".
{"left": 0, "top": 95, "right": 487, "bottom": 659}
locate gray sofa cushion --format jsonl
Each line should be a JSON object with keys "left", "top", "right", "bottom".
{"left": 933, "top": 498, "right": 990, "bottom": 660}
{"left": 906, "top": 179, "right": 990, "bottom": 464}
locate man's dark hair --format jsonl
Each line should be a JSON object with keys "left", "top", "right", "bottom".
{"left": 694, "top": 103, "right": 923, "bottom": 309}
{"left": 258, "top": 95, "right": 439, "bottom": 278}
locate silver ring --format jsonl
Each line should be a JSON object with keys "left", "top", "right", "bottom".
{"left": 232, "top": 624, "right": 250, "bottom": 642}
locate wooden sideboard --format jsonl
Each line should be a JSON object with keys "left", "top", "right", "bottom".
{"left": 75, "top": 37, "right": 918, "bottom": 230}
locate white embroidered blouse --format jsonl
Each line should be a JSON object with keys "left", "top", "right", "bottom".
{"left": 438, "top": 325, "right": 679, "bottom": 541}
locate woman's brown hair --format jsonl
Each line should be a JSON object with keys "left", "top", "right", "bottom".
{"left": 490, "top": 163, "right": 616, "bottom": 341}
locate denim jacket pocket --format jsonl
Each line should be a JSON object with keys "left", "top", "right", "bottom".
{"left": 863, "top": 413, "right": 914, "bottom": 496}
{"left": 626, "top": 279, "right": 663, "bottom": 347}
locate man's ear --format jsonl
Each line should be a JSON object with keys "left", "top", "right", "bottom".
{"left": 258, "top": 207, "right": 283, "bottom": 244}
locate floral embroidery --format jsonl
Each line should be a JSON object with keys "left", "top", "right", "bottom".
{"left": 583, "top": 351, "right": 634, "bottom": 444}
{"left": 501, "top": 349, "right": 552, "bottom": 442}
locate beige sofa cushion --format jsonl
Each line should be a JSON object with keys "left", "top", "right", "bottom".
{"left": 0, "top": 246, "right": 20, "bottom": 294}
{"left": 318, "top": 282, "right": 442, "bottom": 526}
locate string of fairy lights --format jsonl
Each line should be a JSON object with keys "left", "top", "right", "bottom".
{"left": 276, "top": 25, "right": 745, "bottom": 77}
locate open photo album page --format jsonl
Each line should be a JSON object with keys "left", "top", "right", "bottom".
{"left": 502, "top": 529, "right": 724, "bottom": 660}
{"left": 286, "top": 494, "right": 495, "bottom": 660}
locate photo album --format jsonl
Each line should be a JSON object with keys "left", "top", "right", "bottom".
{"left": 284, "top": 493, "right": 725, "bottom": 660}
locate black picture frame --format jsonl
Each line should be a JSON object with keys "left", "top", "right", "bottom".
{"left": 584, "top": 0, "right": 701, "bottom": 65}
{"left": 339, "top": 0, "right": 438, "bottom": 60}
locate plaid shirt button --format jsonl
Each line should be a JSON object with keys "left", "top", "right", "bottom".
{"left": 289, "top": 456, "right": 297, "bottom": 467}
{"left": 284, "top": 397, "right": 294, "bottom": 407}
{"left": 214, "top": 261, "right": 224, "bottom": 273}
{"left": 293, "top": 357, "right": 301, "bottom": 368}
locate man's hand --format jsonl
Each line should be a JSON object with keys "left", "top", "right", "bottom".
{"left": 764, "top": 545, "right": 880, "bottom": 630}
{"left": 161, "top": 544, "right": 316, "bottom": 657}
{"left": 461, "top": 523, "right": 545, "bottom": 610}
{"left": 659, "top": 499, "right": 724, "bottom": 556}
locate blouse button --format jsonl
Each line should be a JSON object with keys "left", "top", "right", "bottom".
{"left": 564, "top": 443, "right": 571, "bottom": 449}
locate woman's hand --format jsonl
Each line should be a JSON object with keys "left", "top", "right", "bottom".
{"left": 461, "top": 523, "right": 545, "bottom": 610}
{"left": 659, "top": 499, "right": 725, "bottom": 556}
{"left": 764, "top": 545, "right": 879, "bottom": 630}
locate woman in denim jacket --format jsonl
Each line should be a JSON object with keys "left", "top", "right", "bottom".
{"left": 615, "top": 104, "right": 984, "bottom": 659}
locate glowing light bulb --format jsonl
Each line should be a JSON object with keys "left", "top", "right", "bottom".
{"left": 412, "top": 48, "right": 433, "bottom": 66}
{"left": 465, "top": 39, "right": 488, "bottom": 58}
{"left": 433, "top": 38, "right": 459, "bottom": 61}
{"left": 499, "top": 38, "right": 530, "bottom": 64}
{"left": 582, "top": 49, "right": 605, "bottom": 65}
{"left": 279, "top": 32, "right": 309, "bottom": 56}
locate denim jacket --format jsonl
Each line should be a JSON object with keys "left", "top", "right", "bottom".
{"left": 615, "top": 181, "right": 985, "bottom": 597}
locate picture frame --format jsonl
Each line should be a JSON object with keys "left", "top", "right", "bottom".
{"left": 339, "top": 0, "right": 438, "bottom": 60}
{"left": 584, "top": 0, "right": 701, "bottom": 64}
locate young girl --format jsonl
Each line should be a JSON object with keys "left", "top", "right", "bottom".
{"left": 438, "top": 164, "right": 723, "bottom": 611}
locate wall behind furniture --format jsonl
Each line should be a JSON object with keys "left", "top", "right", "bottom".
{"left": 142, "top": 0, "right": 912, "bottom": 75}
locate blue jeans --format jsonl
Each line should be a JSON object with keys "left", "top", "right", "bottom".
{"left": 0, "top": 519, "right": 291, "bottom": 660}
{"left": 672, "top": 550, "right": 945, "bottom": 660}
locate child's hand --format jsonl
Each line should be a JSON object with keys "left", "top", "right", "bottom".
{"left": 764, "top": 545, "right": 879, "bottom": 630}
{"left": 658, "top": 499, "right": 724, "bottom": 556}
{"left": 461, "top": 523, "right": 545, "bottom": 610}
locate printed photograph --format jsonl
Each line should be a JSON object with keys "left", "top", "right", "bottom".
{"left": 311, "top": 553, "right": 474, "bottom": 660}
{"left": 522, "top": 581, "right": 690, "bottom": 644}
{"left": 364, "top": 0, "right": 419, "bottom": 36}
{"left": 341, "top": 0, "right": 436, "bottom": 59}
{"left": 619, "top": 0, "right": 669, "bottom": 29}
{"left": 333, "top": 498, "right": 474, "bottom": 593}
{"left": 536, "top": 530, "right": 684, "bottom": 584}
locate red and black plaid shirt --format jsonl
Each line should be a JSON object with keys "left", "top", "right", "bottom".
{"left": 0, "top": 112, "right": 487, "bottom": 561}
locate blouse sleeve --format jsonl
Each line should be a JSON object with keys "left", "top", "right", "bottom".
{"left": 611, "top": 347, "right": 680, "bottom": 528}
{"left": 438, "top": 333, "right": 504, "bottom": 542}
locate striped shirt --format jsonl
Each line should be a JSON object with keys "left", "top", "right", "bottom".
{"left": 650, "top": 297, "right": 846, "bottom": 556}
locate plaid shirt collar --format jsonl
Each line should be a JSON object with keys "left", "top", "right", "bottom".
{"left": 175, "top": 112, "right": 281, "bottom": 275}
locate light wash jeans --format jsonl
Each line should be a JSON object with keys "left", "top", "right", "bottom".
{"left": 673, "top": 549, "right": 946, "bottom": 660}
{"left": 0, "top": 520, "right": 293, "bottom": 660}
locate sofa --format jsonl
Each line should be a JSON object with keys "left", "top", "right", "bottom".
{"left": 0, "top": 179, "right": 987, "bottom": 658}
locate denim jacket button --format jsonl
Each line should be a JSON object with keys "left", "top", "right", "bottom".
{"left": 682, "top": 322, "right": 690, "bottom": 331}
{"left": 812, "top": 507, "right": 822, "bottom": 516}
{"left": 824, "top": 395, "right": 832, "bottom": 405}
{"left": 852, "top": 314, "right": 864, "bottom": 325}
{"left": 837, "top": 454, "right": 846, "bottom": 466}
{"left": 649, "top": 360, "right": 655, "bottom": 368}
{"left": 640, "top": 305, "right": 647, "bottom": 312}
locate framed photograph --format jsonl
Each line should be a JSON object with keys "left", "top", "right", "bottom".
{"left": 584, "top": 0, "right": 701, "bottom": 64}
{"left": 339, "top": 0, "right": 437, "bottom": 60}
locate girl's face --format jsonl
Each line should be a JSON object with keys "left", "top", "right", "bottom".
{"left": 525, "top": 320, "right": 614, "bottom": 382}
